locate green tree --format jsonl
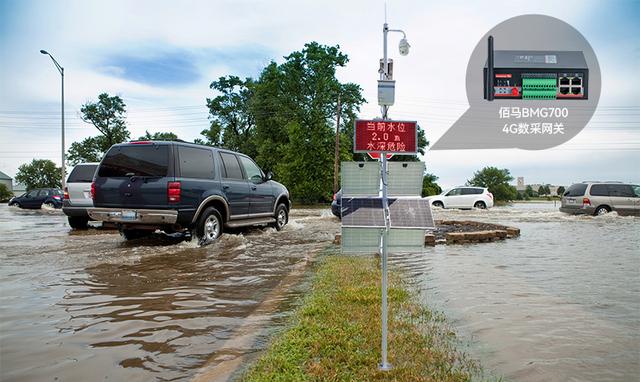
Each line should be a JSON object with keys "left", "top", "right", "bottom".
{"left": 0, "top": 184, "right": 12, "bottom": 202}
{"left": 557, "top": 186, "right": 566, "bottom": 196}
{"left": 538, "top": 185, "right": 545, "bottom": 196}
{"left": 67, "top": 93, "right": 130, "bottom": 165}
{"left": 467, "top": 166, "right": 517, "bottom": 202}
{"left": 422, "top": 173, "right": 442, "bottom": 197}
{"left": 525, "top": 185, "right": 535, "bottom": 197}
{"left": 138, "top": 131, "right": 178, "bottom": 141}
{"left": 544, "top": 185, "right": 551, "bottom": 195}
{"left": 15, "top": 159, "right": 61, "bottom": 190}
{"left": 202, "top": 76, "right": 257, "bottom": 156}
{"left": 251, "top": 42, "right": 365, "bottom": 202}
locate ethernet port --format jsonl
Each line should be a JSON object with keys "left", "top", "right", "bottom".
{"left": 571, "top": 87, "right": 582, "bottom": 95}
{"left": 571, "top": 77, "right": 582, "bottom": 86}
{"left": 559, "top": 77, "right": 570, "bottom": 86}
{"left": 560, "top": 87, "right": 570, "bottom": 95}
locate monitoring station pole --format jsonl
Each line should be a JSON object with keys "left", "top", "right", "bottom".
{"left": 378, "top": 19, "right": 409, "bottom": 371}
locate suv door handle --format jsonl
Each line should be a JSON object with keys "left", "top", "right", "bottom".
{"left": 223, "top": 185, "right": 230, "bottom": 189}
{"left": 251, "top": 185, "right": 257, "bottom": 191}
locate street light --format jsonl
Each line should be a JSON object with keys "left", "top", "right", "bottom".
{"left": 40, "top": 49, "right": 66, "bottom": 188}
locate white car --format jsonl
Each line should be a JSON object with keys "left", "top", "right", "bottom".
{"left": 428, "top": 186, "right": 494, "bottom": 209}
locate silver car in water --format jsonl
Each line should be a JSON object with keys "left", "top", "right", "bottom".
{"left": 62, "top": 163, "right": 99, "bottom": 228}
{"left": 560, "top": 182, "right": 640, "bottom": 216}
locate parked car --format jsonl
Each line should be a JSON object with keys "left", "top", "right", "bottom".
{"left": 88, "top": 141, "right": 291, "bottom": 244}
{"left": 427, "top": 187, "right": 494, "bottom": 209}
{"left": 8, "top": 188, "right": 64, "bottom": 209}
{"left": 331, "top": 189, "right": 342, "bottom": 218}
{"left": 560, "top": 182, "right": 640, "bottom": 216}
{"left": 63, "top": 162, "right": 99, "bottom": 229}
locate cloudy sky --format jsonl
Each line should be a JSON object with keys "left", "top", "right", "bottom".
{"left": 1, "top": 0, "right": 638, "bottom": 189}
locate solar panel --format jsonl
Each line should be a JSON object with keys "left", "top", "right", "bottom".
{"left": 341, "top": 227, "right": 382, "bottom": 253}
{"left": 341, "top": 197, "right": 385, "bottom": 228}
{"left": 388, "top": 198, "right": 435, "bottom": 229}
{"left": 387, "top": 162, "right": 425, "bottom": 196}
{"left": 341, "top": 162, "right": 381, "bottom": 197}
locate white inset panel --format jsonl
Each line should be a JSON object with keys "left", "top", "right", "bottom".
{"left": 341, "top": 162, "right": 381, "bottom": 197}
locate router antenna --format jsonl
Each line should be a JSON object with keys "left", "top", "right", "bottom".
{"left": 487, "top": 35, "right": 494, "bottom": 101}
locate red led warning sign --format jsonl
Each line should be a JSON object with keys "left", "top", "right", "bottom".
{"left": 354, "top": 119, "right": 418, "bottom": 154}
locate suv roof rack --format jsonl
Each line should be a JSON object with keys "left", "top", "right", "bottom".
{"left": 581, "top": 180, "right": 624, "bottom": 184}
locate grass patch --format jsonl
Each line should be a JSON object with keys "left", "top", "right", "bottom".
{"left": 242, "top": 251, "right": 480, "bottom": 381}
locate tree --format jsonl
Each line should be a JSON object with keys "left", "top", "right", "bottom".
{"left": 422, "top": 173, "right": 442, "bottom": 197}
{"left": 538, "top": 185, "right": 546, "bottom": 196}
{"left": 0, "top": 184, "right": 12, "bottom": 202}
{"left": 557, "top": 186, "right": 565, "bottom": 196}
{"left": 251, "top": 42, "right": 365, "bottom": 202}
{"left": 525, "top": 185, "right": 535, "bottom": 197}
{"left": 138, "top": 131, "right": 178, "bottom": 141}
{"left": 80, "top": 93, "right": 130, "bottom": 146}
{"left": 467, "top": 166, "right": 517, "bottom": 202}
{"left": 544, "top": 185, "right": 551, "bottom": 195}
{"left": 15, "top": 159, "right": 61, "bottom": 190}
{"left": 67, "top": 93, "right": 130, "bottom": 165}
{"left": 203, "top": 76, "right": 257, "bottom": 156}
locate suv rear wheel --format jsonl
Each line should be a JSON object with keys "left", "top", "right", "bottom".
{"left": 594, "top": 205, "right": 611, "bottom": 216}
{"left": 196, "top": 207, "right": 223, "bottom": 245}
{"left": 68, "top": 216, "right": 89, "bottom": 229}
{"left": 432, "top": 201, "right": 444, "bottom": 209}
{"left": 273, "top": 203, "right": 288, "bottom": 231}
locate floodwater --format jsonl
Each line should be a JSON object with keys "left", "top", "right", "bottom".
{"left": 1, "top": 202, "right": 638, "bottom": 381}
{"left": 393, "top": 202, "right": 640, "bottom": 382}
{"left": 0, "top": 205, "right": 337, "bottom": 381}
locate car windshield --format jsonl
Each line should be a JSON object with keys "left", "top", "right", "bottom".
{"left": 98, "top": 145, "right": 169, "bottom": 177}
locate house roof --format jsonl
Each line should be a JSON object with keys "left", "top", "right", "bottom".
{"left": 0, "top": 170, "right": 12, "bottom": 180}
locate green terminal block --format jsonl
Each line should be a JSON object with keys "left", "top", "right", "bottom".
{"left": 522, "top": 77, "right": 557, "bottom": 99}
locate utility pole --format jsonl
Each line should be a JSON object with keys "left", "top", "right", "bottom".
{"left": 333, "top": 93, "right": 342, "bottom": 193}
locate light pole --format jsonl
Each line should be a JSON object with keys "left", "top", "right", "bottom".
{"left": 378, "top": 21, "right": 409, "bottom": 372}
{"left": 40, "top": 49, "right": 66, "bottom": 188}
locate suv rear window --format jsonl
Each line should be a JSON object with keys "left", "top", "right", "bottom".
{"left": 98, "top": 145, "right": 169, "bottom": 177}
{"left": 564, "top": 183, "right": 588, "bottom": 197}
{"left": 219, "top": 152, "right": 243, "bottom": 180}
{"left": 68, "top": 164, "right": 97, "bottom": 183}
{"left": 178, "top": 146, "right": 214, "bottom": 179}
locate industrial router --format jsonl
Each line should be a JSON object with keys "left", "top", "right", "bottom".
{"left": 484, "top": 36, "right": 589, "bottom": 101}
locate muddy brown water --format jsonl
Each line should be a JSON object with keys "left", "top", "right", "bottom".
{"left": 1, "top": 203, "right": 638, "bottom": 381}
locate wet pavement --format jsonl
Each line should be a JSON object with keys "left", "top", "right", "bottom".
{"left": 0, "top": 205, "right": 337, "bottom": 381}
{"left": 1, "top": 202, "right": 638, "bottom": 381}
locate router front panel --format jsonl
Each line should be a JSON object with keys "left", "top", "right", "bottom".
{"left": 484, "top": 67, "right": 589, "bottom": 100}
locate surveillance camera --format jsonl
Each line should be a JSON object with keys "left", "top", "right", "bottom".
{"left": 399, "top": 38, "right": 410, "bottom": 56}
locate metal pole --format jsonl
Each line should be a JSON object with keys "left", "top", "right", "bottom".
{"left": 61, "top": 67, "right": 66, "bottom": 188}
{"left": 378, "top": 21, "right": 392, "bottom": 372}
{"left": 333, "top": 93, "right": 341, "bottom": 193}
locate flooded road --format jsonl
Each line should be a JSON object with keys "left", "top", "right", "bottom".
{"left": 393, "top": 203, "right": 640, "bottom": 382}
{"left": 1, "top": 202, "right": 638, "bottom": 381}
{"left": 0, "top": 205, "right": 337, "bottom": 381}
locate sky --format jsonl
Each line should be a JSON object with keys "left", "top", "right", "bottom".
{"left": 0, "top": 0, "right": 639, "bottom": 189}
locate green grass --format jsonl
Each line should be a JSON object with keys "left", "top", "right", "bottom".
{"left": 242, "top": 251, "right": 480, "bottom": 381}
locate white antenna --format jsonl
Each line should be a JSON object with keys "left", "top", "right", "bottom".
{"left": 384, "top": 2, "right": 387, "bottom": 23}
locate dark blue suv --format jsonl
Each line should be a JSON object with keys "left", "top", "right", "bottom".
{"left": 88, "top": 141, "right": 290, "bottom": 244}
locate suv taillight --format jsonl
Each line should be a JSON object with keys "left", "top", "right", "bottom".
{"left": 487, "top": 192, "right": 493, "bottom": 199}
{"left": 64, "top": 187, "right": 69, "bottom": 200}
{"left": 168, "top": 182, "right": 181, "bottom": 203}
{"left": 90, "top": 182, "right": 96, "bottom": 199}
{"left": 582, "top": 197, "right": 591, "bottom": 206}
{"left": 333, "top": 193, "right": 337, "bottom": 201}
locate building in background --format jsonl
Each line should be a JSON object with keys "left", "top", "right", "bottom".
{"left": 515, "top": 177, "right": 563, "bottom": 196}
{"left": 0, "top": 170, "right": 13, "bottom": 192}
